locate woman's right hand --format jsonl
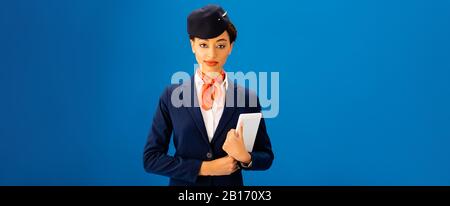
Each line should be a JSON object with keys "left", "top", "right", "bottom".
{"left": 199, "top": 156, "right": 239, "bottom": 176}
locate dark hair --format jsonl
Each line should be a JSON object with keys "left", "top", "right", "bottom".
{"left": 189, "top": 23, "right": 237, "bottom": 43}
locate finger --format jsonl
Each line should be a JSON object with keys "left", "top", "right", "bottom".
{"left": 226, "top": 131, "right": 232, "bottom": 138}
{"left": 238, "top": 124, "right": 243, "bottom": 139}
{"left": 226, "top": 156, "right": 236, "bottom": 163}
{"left": 233, "top": 164, "right": 240, "bottom": 172}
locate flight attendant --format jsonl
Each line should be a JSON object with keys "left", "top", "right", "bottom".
{"left": 143, "top": 4, "right": 274, "bottom": 186}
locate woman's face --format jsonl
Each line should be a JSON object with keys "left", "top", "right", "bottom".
{"left": 190, "top": 31, "right": 233, "bottom": 73}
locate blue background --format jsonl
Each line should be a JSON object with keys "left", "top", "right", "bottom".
{"left": 1, "top": 0, "right": 449, "bottom": 186}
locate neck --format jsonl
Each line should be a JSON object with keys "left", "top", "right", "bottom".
{"left": 200, "top": 67, "right": 224, "bottom": 78}
{"left": 201, "top": 67, "right": 223, "bottom": 73}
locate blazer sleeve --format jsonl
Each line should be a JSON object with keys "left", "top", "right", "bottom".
{"left": 143, "top": 86, "right": 202, "bottom": 183}
{"left": 243, "top": 99, "right": 275, "bottom": 170}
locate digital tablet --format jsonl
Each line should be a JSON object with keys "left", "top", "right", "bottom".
{"left": 236, "top": 112, "right": 262, "bottom": 152}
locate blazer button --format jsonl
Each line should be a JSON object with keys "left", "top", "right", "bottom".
{"left": 206, "top": 152, "right": 212, "bottom": 159}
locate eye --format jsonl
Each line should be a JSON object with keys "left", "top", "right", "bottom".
{"left": 199, "top": 43, "right": 208, "bottom": 48}
{"left": 217, "top": 45, "right": 226, "bottom": 49}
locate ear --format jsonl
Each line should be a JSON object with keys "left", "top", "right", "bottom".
{"left": 190, "top": 39, "right": 195, "bottom": 53}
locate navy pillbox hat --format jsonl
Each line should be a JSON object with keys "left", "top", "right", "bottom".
{"left": 187, "top": 5, "right": 231, "bottom": 39}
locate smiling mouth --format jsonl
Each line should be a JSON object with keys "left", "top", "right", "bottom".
{"left": 204, "top": 61, "right": 218, "bottom": 66}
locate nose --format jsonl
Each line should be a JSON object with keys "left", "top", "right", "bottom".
{"left": 206, "top": 47, "right": 217, "bottom": 59}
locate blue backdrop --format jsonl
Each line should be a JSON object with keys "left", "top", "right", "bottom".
{"left": 1, "top": 0, "right": 449, "bottom": 186}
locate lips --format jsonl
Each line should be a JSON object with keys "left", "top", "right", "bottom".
{"left": 204, "top": 60, "right": 218, "bottom": 67}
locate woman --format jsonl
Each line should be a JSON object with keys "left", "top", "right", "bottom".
{"left": 143, "top": 4, "right": 274, "bottom": 186}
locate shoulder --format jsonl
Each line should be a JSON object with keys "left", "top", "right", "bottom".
{"left": 232, "top": 83, "right": 260, "bottom": 110}
{"left": 234, "top": 83, "right": 258, "bottom": 99}
{"left": 164, "top": 84, "right": 183, "bottom": 94}
{"left": 160, "top": 76, "right": 194, "bottom": 97}
{"left": 158, "top": 79, "right": 194, "bottom": 106}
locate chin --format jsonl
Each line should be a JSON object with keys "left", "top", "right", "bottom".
{"left": 201, "top": 65, "right": 222, "bottom": 72}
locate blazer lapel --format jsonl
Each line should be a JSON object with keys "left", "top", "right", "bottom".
{"left": 184, "top": 77, "right": 210, "bottom": 145}
{"left": 211, "top": 82, "right": 237, "bottom": 144}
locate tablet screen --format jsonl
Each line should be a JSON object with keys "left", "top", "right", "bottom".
{"left": 236, "top": 113, "right": 262, "bottom": 152}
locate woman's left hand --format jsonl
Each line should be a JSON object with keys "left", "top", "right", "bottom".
{"left": 223, "top": 125, "right": 251, "bottom": 163}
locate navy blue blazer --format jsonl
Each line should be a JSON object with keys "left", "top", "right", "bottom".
{"left": 143, "top": 77, "right": 274, "bottom": 186}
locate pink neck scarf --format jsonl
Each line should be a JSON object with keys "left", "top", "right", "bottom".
{"left": 197, "top": 69, "right": 225, "bottom": 110}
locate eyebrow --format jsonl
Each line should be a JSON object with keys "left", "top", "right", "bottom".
{"left": 197, "top": 38, "right": 228, "bottom": 43}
